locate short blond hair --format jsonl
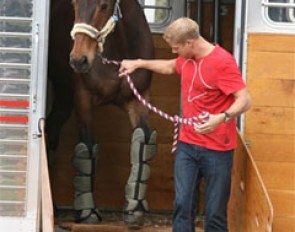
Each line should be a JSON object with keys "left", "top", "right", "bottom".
{"left": 163, "top": 17, "right": 200, "bottom": 44}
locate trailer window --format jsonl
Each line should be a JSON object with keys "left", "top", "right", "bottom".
{"left": 138, "top": 0, "right": 185, "bottom": 33}
{"left": 138, "top": 0, "right": 171, "bottom": 24}
{"left": 263, "top": 0, "right": 295, "bottom": 23}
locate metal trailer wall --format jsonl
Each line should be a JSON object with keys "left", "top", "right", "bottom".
{"left": 0, "top": 0, "right": 49, "bottom": 231}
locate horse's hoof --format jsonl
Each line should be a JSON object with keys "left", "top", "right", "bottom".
{"left": 76, "top": 209, "right": 102, "bottom": 224}
{"left": 123, "top": 211, "right": 145, "bottom": 228}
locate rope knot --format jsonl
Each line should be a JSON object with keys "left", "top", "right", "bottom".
{"left": 173, "top": 115, "right": 180, "bottom": 124}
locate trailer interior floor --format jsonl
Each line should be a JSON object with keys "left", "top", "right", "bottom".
{"left": 54, "top": 208, "right": 204, "bottom": 232}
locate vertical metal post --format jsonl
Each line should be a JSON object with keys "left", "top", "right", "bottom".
{"left": 196, "top": 0, "right": 202, "bottom": 23}
{"left": 233, "top": 0, "right": 248, "bottom": 132}
{"left": 212, "top": 0, "right": 220, "bottom": 42}
{"left": 184, "top": 0, "right": 188, "bottom": 16}
{"left": 196, "top": 0, "right": 203, "bottom": 34}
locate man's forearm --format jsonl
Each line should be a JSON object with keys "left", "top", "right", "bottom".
{"left": 119, "top": 58, "right": 176, "bottom": 76}
{"left": 135, "top": 59, "right": 176, "bottom": 75}
{"left": 225, "top": 89, "right": 252, "bottom": 119}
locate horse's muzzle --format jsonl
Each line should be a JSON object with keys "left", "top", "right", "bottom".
{"left": 69, "top": 55, "right": 90, "bottom": 73}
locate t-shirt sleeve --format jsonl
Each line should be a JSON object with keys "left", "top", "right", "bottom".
{"left": 217, "top": 57, "right": 246, "bottom": 95}
{"left": 175, "top": 56, "right": 186, "bottom": 75}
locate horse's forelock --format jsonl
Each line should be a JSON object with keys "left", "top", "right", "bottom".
{"left": 76, "top": 0, "right": 97, "bottom": 23}
{"left": 75, "top": 0, "right": 118, "bottom": 28}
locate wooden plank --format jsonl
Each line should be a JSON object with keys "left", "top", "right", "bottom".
{"left": 269, "top": 190, "right": 295, "bottom": 217}
{"left": 245, "top": 134, "right": 295, "bottom": 162}
{"left": 245, "top": 107, "right": 295, "bottom": 135}
{"left": 247, "top": 79, "right": 295, "bottom": 107}
{"left": 40, "top": 120, "right": 55, "bottom": 232}
{"left": 247, "top": 51, "right": 295, "bottom": 80}
{"left": 272, "top": 217, "right": 295, "bottom": 232}
{"left": 248, "top": 33, "right": 295, "bottom": 53}
{"left": 256, "top": 161, "right": 295, "bottom": 191}
{"left": 150, "top": 74, "right": 180, "bottom": 96}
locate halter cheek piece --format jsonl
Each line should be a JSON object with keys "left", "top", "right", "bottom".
{"left": 70, "top": 0, "right": 122, "bottom": 53}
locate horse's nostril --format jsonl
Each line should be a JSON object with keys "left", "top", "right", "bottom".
{"left": 79, "top": 56, "right": 88, "bottom": 66}
{"left": 69, "top": 55, "right": 89, "bottom": 72}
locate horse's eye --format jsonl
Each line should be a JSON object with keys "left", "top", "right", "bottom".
{"left": 101, "top": 3, "right": 108, "bottom": 11}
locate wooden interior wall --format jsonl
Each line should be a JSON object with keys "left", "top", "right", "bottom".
{"left": 245, "top": 33, "right": 295, "bottom": 231}
{"left": 50, "top": 34, "right": 179, "bottom": 211}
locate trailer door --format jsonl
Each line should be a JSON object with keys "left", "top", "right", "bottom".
{"left": 234, "top": 0, "right": 295, "bottom": 231}
{"left": 0, "top": 0, "right": 49, "bottom": 231}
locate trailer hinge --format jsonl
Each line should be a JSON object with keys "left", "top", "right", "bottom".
{"left": 33, "top": 118, "right": 44, "bottom": 139}
{"left": 245, "top": 140, "right": 251, "bottom": 149}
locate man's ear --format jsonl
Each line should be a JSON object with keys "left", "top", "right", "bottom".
{"left": 186, "top": 39, "right": 194, "bottom": 47}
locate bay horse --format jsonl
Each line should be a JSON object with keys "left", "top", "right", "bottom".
{"left": 46, "top": 0, "right": 156, "bottom": 226}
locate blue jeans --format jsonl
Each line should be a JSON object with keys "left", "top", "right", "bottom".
{"left": 173, "top": 142, "right": 233, "bottom": 232}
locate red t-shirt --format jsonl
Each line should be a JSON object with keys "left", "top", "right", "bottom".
{"left": 175, "top": 45, "right": 245, "bottom": 151}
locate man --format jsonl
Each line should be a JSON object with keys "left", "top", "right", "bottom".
{"left": 119, "top": 17, "right": 251, "bottom": 232}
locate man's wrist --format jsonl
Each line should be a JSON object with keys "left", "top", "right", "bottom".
{"left": 222, "top": 111, "right": 232, "bottom": 123}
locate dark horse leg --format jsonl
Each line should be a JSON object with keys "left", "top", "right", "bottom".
{"left": 71, "top": 77, "right": 101, "bottom": 223}
{"left": 45, "top": 69, "right": 73, "bottom": 166}
{"left": 122, "top": 92, "right": 157, "bottom": 227}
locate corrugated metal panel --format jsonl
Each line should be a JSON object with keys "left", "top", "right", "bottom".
{"left": 0, "top": 0, "right": 49, "bottom": 231}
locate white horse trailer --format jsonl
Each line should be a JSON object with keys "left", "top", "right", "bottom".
{"left": 0, "top": 0, "right": 293, "bottom": 231}
{"left": 0, "top": 0, "right": 49, "bottom": 231}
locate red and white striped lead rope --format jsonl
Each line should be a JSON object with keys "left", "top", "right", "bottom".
{"left": 102, "top": 58, "right": 209, "bottom": 153}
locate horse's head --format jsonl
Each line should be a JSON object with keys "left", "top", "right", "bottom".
{"left": 69, "top": 0, "right": 121, "bottom": 73}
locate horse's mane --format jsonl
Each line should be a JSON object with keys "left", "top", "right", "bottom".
{"left": 114, "top": 0, "right": 154, "bottom": 59}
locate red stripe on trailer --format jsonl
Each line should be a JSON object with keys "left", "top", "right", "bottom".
{"left": 0, "top": 100, "right": 29, "bottom": 107}
{"left": 0, "top": 116, "right": 29, "bottom": 123}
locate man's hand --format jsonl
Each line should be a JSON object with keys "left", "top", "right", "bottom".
{"left": 119, "top": 59, "right": 140, "bottom": 77}
{"left": 194, "top": 113, "right": 225, "bottom": 134}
